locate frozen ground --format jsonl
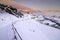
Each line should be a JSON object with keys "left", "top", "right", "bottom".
{"left": 0, "top": 11, "right": 60, "bottom": 40}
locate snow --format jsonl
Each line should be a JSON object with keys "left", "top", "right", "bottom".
{"left": 42, "top": 20, "right": 56, "bottom": 25}
{"left": 14, "top": 18, "right": 60, "bottom": 40}
{"left": 0, "top": 24, "right": 14, "bottom": 40}
{"left": 0, "top": 12, "right": 60, "bottom": 40}
{"left": 0, "top": 12, "right": 18, "bottom": 29}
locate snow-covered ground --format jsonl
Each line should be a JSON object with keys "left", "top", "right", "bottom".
{"left": 0, "top": 11, "right": 60, "bottom": 40}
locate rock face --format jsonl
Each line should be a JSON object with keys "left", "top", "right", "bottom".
{"left": 0, "top": 4, "right": 24, "bottom": 18}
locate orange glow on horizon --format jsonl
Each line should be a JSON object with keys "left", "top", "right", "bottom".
{"left": 17, "top": 8, "right": 37, "bottom": 13}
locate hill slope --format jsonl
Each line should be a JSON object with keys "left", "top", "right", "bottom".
{"left": 0, "top": 12, "right": 60, "bottom": 40}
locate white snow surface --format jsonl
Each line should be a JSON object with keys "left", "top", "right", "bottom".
{"left": 0, "top": 12, "right": 60, "bottom": 40}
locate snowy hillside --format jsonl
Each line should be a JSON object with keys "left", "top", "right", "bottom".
{"left": 31, "top": 13, "right": 60, "bottom": 29}
{"left": 0, "top": 10, "right": 60, "bottom": 40}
